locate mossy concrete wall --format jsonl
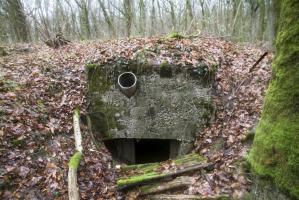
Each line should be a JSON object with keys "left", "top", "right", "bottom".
{"left": 86, "top": 59, "right": 214, "bottom": 155}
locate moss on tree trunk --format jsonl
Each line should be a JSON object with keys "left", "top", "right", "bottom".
{"left": 248, "top": 0, "right": 299, "bottom": 199}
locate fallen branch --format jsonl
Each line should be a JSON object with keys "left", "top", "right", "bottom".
{"left": 249, "top": 52, "right": 268, "bottom": 73}
{"left": 147, "top": 194, "right": 230, "bottom": 200}
{"left": 68, "top": 109, "right": 82, "bottom": 200}
{"left": 117, "top": 162, "right": 213, "bottom": 191}
{"left": 225, "top": 52, "right": 269, "bottom": 123}
{"left": 73, "top": 109, "right": 82, "bottom": 153}
{"left": 235, "top": 52, "right": 269, "bottom": 92}
{"left": 139, "top": 176, "right": 194, "bottom": 196}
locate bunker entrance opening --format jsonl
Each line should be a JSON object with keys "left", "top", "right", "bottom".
{"left": 104, "top": 139, "right": 180, "bottom": 164}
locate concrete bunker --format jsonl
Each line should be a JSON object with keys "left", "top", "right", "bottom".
{"left": 86, "top": 59, "right": 214, "bottom": 164}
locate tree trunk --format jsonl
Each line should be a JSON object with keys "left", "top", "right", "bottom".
{"left": 231, "top": 0, "right": 242, "bottom": 38}
{"left": 258, "top": 0, "right": 266, "bottom": 41}
{"left": 138, "top": 0, "right": 146, "bottom": 36}
{"left": 150, "top": 0, "right": 156, "bottom": 36}
{"left": 81, "top": 2, "right": 91, "bottom": 39}
{"left": 184, "top": 0, "right": 194, "bottom": 33}
{"left": 157, "top": 1, "right": 164, "bottom": 33}
{"left": 168, "top": 1, "right": 176, "bottom": 30}
{"left": 99, "top": 0, "right": 115, "bottom": 38}
{"left": 75, "top": 0, "right": 91, "bottom": 39}
{"left": 7, "top": 0, "right": 30, "bottom": 42}
{"left": 248, "top": 0, "right": 299, "bottom": 199}
{"left": 123, "top": 0, "right": 133, "bottom": 37}
{"left": 200, "top": 0, "right": 205, "bottom": 29}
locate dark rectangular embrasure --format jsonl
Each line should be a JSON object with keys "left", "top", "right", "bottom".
{"left": 104, "top": 139, "right": 180, "bottom": 164}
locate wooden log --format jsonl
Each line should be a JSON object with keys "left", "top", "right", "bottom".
{"left": 68, "top": 152, "right": 82, "bottom": 200}
{"left": 73, "top": 109, "right": 82, "bottom": 153}
{"left": 147, "top": 194, "right": 230, "bottom": 200}
{"left": 249, "top": 52, "right": 268, "bottom": 73}
{"left": 139, "top": 176, "right": 194, "bottom": 196}
{"left": 68, "top": 109, "right": 83, "bottom": 200}
{"left": 117, "top": 153, "right": 209, "bottom": 191}
{"left": 121, "top": 153, "right": 207, "bottom": 174}
{"left": 117, "top": 162, "right": 213, "bottom": 191}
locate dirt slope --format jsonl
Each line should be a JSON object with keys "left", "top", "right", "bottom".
{"left": 0, "top": 37, "right": 271, "bottom": 199}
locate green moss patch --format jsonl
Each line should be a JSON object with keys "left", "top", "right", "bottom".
{"left": 159, "top": 61, "right": 173, "bottom": 78}
{"left": 167, "top": 31, "right": 184, "bottom": 39}
{"left": 68, "top": 151, "right": 82, "bottom": 169}
{"left": 248, "top": 1, "right": 299, "bottom": 198}
{"left": 117, "top": 153, "right": 207, "bottom": 189}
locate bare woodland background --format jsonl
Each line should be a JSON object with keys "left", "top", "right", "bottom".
{"left": 0, "top": 0, "right": 275, "bottom": 44}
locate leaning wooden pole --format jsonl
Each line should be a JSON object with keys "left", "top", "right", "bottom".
{"left": 68, "top": 109, "right": 83, "bottom": 200}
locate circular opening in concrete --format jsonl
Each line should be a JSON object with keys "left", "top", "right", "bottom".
{"left": 118, "top": 72, "right": 137, "bottom": 88}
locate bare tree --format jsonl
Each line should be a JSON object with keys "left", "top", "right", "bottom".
{"left": 258, "top": 0, "right": 266, "bottom": 40}
{"left": 167, "top": 0, "right": 177, "bottom": 30}
{"left": 3, "top": 0, "right": 30, "bottom": 42}
{"left": 138, "top": 0, "right": 146, "bottom": 36}
{"left": 184, "top": 0, "right": 194, "bottom": 33}
{"left": 200, "top": 0, "right": 205, "bottom": 29}
{"left": 150, "top": 0, "right": 156, "bottom": 36}
{"left": 74, "top": 0, "right": 91, "bottom": 39}
{"left": 99, "top": 0, "right": 115, "bottom": 38}
{"left": 122, "top": 0, "right": 133, "bottom": 37}
{"left": 0, "top": 0, "right": 277, "bottom": 44}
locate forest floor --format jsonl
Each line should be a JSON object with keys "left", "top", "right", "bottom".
{"left": 0, "top": 37, "right": 272, "bottom": 199}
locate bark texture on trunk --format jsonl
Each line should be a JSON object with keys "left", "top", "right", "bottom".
{"left": 248, "top": 0, "right": 299, "bottom": 198}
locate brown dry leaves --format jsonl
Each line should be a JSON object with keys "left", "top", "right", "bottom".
{"left": 0, "top": 37, "right": 271, "bottom": 199}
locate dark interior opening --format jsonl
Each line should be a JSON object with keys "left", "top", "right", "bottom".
{"left": 118, "top": 72, "right": 136, "bottom": 87}
{"left": 135, "top": 139, "right": 170, "bottom": 164}
{"left": 104, "top": 139, "right": 180, "bottom": 164}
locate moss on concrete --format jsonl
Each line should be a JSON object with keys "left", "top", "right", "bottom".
{"left": 248, "top": 1, "right": 299, "bottom": 199}
{"left": 86, "top": 57, "right": 213, "bottom": 145}
{"left": 188, "top": 62, "right": 216, "bottom": 85}
{"left": 159, "top": 61, "right": 173, "bottom": 78}
{"left": 86, "top": 63, "right": 118, "bottom": 138}
{"left": 86, "top": 63, "right": 111, "bottom": 93}
{"left": 68, "top": 151, "right": 82, "bottom": 169}
{"left": 88, "top": 99, "right": 118, "bottom": 139}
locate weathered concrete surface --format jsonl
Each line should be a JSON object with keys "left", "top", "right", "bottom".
{"left": 87, "top": 59, "right": 214, "bottom": 155}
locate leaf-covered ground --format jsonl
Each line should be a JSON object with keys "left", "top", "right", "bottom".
{"left": 0, "top": 37, "right": 272, "bottom": 199}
